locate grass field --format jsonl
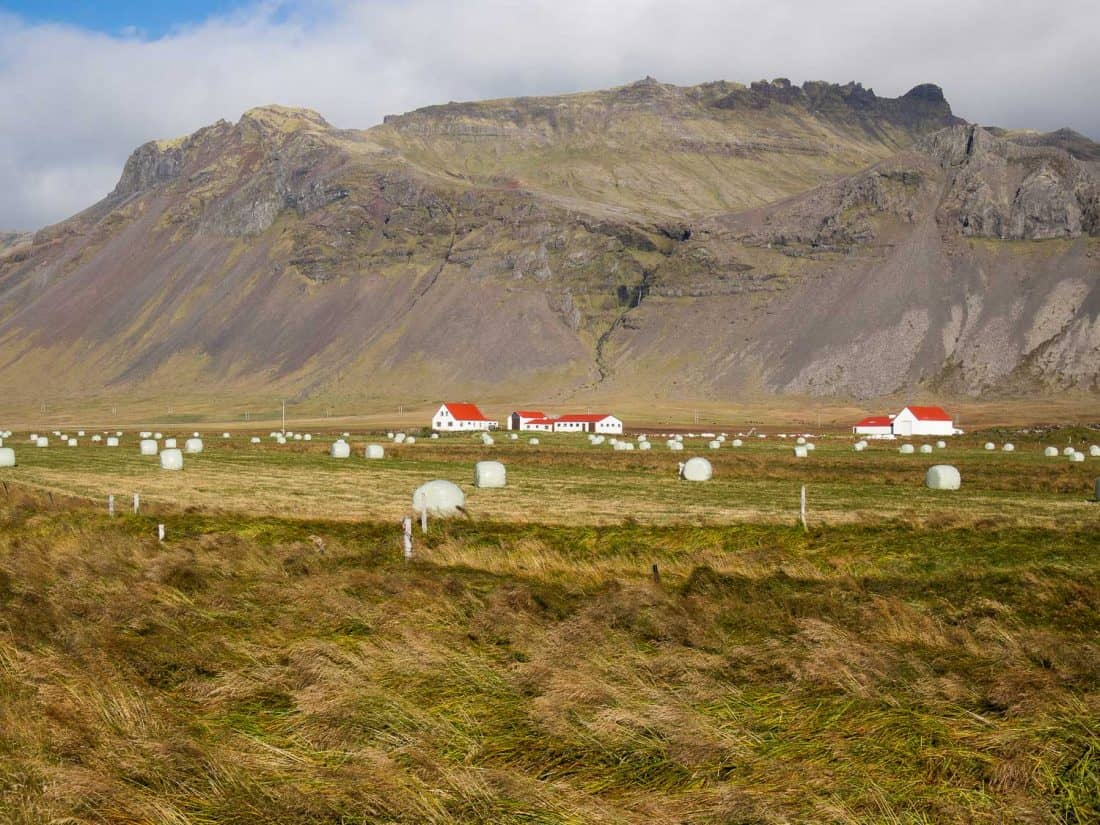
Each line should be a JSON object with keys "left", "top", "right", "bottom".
{"left": 0, "top": 427, "right": 1098, "bottom": 823}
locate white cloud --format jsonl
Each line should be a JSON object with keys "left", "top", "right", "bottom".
{"left": 1, "top": 0, "right": 1098, "bottom": 229}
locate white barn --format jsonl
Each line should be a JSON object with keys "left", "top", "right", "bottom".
{"left": 890, "top": 406, "right": 954, "bottom": 437}
{"left": 853, "top": 415, "right": 895, "bottom": 438}
{"left": 431, "top": 402, "right": 495, "bottom": 432}
{"left": 508, "top": 410, "right": 547, "bottom": 431}
{"left": 555, "top": 414, "right": 623, "bottom": 435}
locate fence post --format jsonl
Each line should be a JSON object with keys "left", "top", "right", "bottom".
{"left": 800, "top": 485, "right": 807, "bottom": 531}
{"left": 402, "top": 517, "right": 413, "bottom": 561}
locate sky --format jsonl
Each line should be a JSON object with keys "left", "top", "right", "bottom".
{"left": 1, "top": 0, "right": 1098, "bottom": 230}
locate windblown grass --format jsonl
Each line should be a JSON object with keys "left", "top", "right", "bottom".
{"left": 0, "top": 485, "right": 1097, "bottom": 823}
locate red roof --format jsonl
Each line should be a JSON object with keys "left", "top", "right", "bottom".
{"left": 855, "top": 416, "right": 893, "bottom": 427}
{"left": 904, "top": 405, "right": 951, "bottom": 421}
{"left": 556, "top": 414, "right": 614, "bottom": 423}
{"left": 513, "top": 410, "right": 546, "bottom": 418}
{"left": 442, "top": 402, "right": 490, "bottom": 421}
{"left": 526, "top": 418, "right": 557, "bottom": 426}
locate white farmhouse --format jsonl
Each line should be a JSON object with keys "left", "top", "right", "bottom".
{"left": 890, "top": 406, "right": 954, "bottom": 437}
{"left": 431, "top": 402, "right": 495, "bottom": 432}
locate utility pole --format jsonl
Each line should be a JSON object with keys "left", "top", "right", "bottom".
{"left": 281, "top": 400, "right": 286, "bottom": 434}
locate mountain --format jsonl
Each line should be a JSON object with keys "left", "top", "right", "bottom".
{"left": 0, "top": 78, "right": 1096, "bottom": 416}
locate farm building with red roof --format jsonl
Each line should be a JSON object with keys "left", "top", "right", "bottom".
{"left": 432, "top": 402, "right": 496, "bottom": 432}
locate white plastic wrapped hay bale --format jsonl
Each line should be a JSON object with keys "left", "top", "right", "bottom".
{"left": 668, "top": 441, "right": 684, "bottom": 451}
{"left": 35, "top": 437, "right": 48, "bottom": 448}
{"left": 430, "top": 433, "right": 439, "bottom": 439}
{"left": 160, "top": 449, "right": 183, "bottom": 471}
{"left": 474, "top": 460, "right": 506, "bottom": 488}
{"left": 222, "top": 432, "right": 231, "bottom": 439}
{"left": 164, "top": 438, "right": 177, "bottom": 449}
{"left": 919, "top": 445, "right": 933, "bottom": 454}
{"left": 1002, "top": 443, "right": 1015, "bottom": 452}
{"left": 154, "top": 432, "right": 163, "bottom": 440}
{"left": 0, "top": 447, "right": 15, "bottom": 467}
{"left": 91, "top": 435, "right": 102, "bottom": 443}
{"left": 140, "top": 439, "right": 158, "bottom": 456}
{"left": 77, "top": 430, "right": 85, "bottom": 437}
{"left": 984, "top": 443, "right": 995, "bottom": 451}
{"left": 853, "top": 441, "right": 867, "bottom": 452}
{"left": 250, "top": 436, "right": 261, "bottom": 444}
{"left": 192, "top": 432, "right": 200, "bottom": 438}
{"left": 406, "top": 437, "right": 416, "bottom": 445}
{"left": 732, "top": 439, "right": 743, "bottom": 447}
{"left": 386, "top": 432, "right": 394, "bottom": 440}
{"left": 936, "top": 441, "right": 947, "bottom": 449}
{"left": 925, "top": 465, "right": 961, "bottom": 490}
{"left": 276, "top": 436, "right": 287, "bottom": 445}
{"left": 185, "top": 438, "right": 203, "bottom": 454}
{"left": 796, "top": 436, "right": 807, "bottom": 445}
{"left": 639, "top": 441, "right": 651, "bottom": 451}
{"left": 412, "top": 480, "right": 465, "bottom": 517}
{"left": 708, "top": 440, "right": 722, "bottom": 449}
{"left": 528, "top": 438, "right": 539, "bottom": 445}
{"left": 1044, "top": 446, "right": 1059, "bottom": 457}
{"left": 303, "top": 434, "right": 312, "bottom": 442}
{"left": 899, "top": 444, "right": 914, "bottom": 454}
{"left": 115, "top": 431, "right": 123, "bottom": 438}
{"left": 679, "top": 457, "right": 713, "bottom": 481}
{"left": 365, "top": 444, "right": 384, "bottom": 459}
{"left": 481, "top": 434, "right": 495, "bottom": 446}
{"left": 330, "top": 440, "right": 350, "bottom": 459}
{"left": 675, "top": 434, "right": 684, "bottom": 442}
{"left": 269, "top": 432, "right": 279, "bottom": 439}
{"left": 106, "top": 437, "right": 119, "bottom": 447}
{"left": 67, "top": 438, "right": 78, "bottom": 447}
{"left": 1063, "top": 447, "right": 1075, "bottom": 456}
{"left": 1090, "top": 445, "right": 1100, "bottom": 457}
{"left": 140, "top": 431, "right": 152, "bottom": 439}
{"left": 793, "top": 446, "right": 808, "bottom": 458}
{"left": 394, "top": 433, "right": 407, "bottom": 444}
{"left": 293, "top": 434, "right": 303, "bottom": 441}
{"left": 1070, "top": 451, "right": 1085, "bottom": 463}
{"left": 509, "top": 433, "right": 518, "bottom": 440}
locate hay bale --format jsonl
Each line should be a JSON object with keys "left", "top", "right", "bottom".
{"left": 412, "top": 480, "right": 465, "bottom": 516}
{"left": 708, "top": 440, "right": 722, "bottom": 449}
{"left": 406, "top": 437, "right": 416, "bottom": 445}
{"left": 430, "top": 433, "right": 439, "bottom": 439}
{"left": 140, "top": 431, "right": 152, "bottom": 439}
{"left": 293, "top": 434, "right": 303, "bottom": 441}
{"left": 509, "top": 433, "right": 518, "bottom": 440}
{"left": 1070, "top": 451, "right": 1085, "bottom": 463}
{"left": 140, "top": 439, "right": 158, "bottom": 455}
{"left": 793, "top": 446, "right": 808, "bottom": 458}
{"left": 1063, "top": 447, "right": 1075, "bottom": 456}
{"left": 250, "top": 436, "right": 261, "bottom": 444}
{"left": 276, "top": 436, "right": 287, "bottom": 445}
{"left": 679, "top": 457, "right": 713, "bottom": 481}
{"left": 936, "top": 440, "right": 947, "bottom": 449}
{"left": 984, "top": 443, "right": 995, "bottom": 451}
{"left": 35, "top": 437, "right": 48, "bottom": 448}
{"left": 330, "top": 440, "right": 350, "bottom": 458}
{"left": 899, "top": 444, "right": 915, "bottom": 454}
{"left": 474, "top": 460, "right": 506, "bottom": 488}
{"left": 481, "top": 434, "right": 495, "bottom": 446}
{"left": 77, "top": 430, "right": 85, "bottom": 437}
{"left": 106, "top": 437, "right": 119, "bottom": 447}
{"left": 639, "top": 441, "right": 652, "bottom": 450}
{"left": 160, "top": 449, "right": 184, "bottom": 471}
{"left": 303, "top": 434, "right": 312, "bottom": 441}
{"left": 154, "top": 432, "right": 163, "bottom": 440}
{"left": 366, "top": 444, "right": 384, "bottom": 459}
{"left": 164, "top": 438, "right": 177, "bottom": 449}
{"left": 0, "top": 447, "right": 15, "bottom": 467}
{"left": 67, "top": 439, "right": 78, "bottom": 447}
{"left": 394, "top": 433, "right": 407, "bottom": 444}
{"left": 91, "top": 435, "right": 102, "bottom": 443}
{"left": 925, "top": 465, "right": 961, "bottom": 490}
{"left": 1089, "top": 445, "right": 1100, "bottom": 457}
{"left": 796, "top": 436, "right": 807, "bottom": 445}
{"left": 185, "top": 438, "right": 203, "bottom": 453}
{"left": 528, "top": 438, "right": 539, "bottom": 445}
{"left": 668, "top": 441, "right": 684, "bottom": 451}
{"left": 1044, "top": 446, "right": 1059, "bottom": 457}
{"left": 222, "top": 432, "right": 231, "bottom": 439}
{"left": 919, "top": 445, "right": 933, "bottom": 454}
{"left": 853, "top": 441, "right": 867, "bottom": 452}
{"left": 1002, "top": 443, "right": 1015, "bottom": 452}
{"left": 732, "top": 439, "right": 743, "bottom": 447}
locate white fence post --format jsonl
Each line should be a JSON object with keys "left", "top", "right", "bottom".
{"left": 402, "top": 517, "right": 413, "bottom": 560}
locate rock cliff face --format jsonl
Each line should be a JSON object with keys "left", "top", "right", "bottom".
{"left": 0, "top": 79, "right": 1096, "bottom": 411}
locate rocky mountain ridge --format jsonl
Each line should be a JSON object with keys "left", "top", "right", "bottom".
{"left": 0, "top": 79, "right": 1096, "bottom": 411}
